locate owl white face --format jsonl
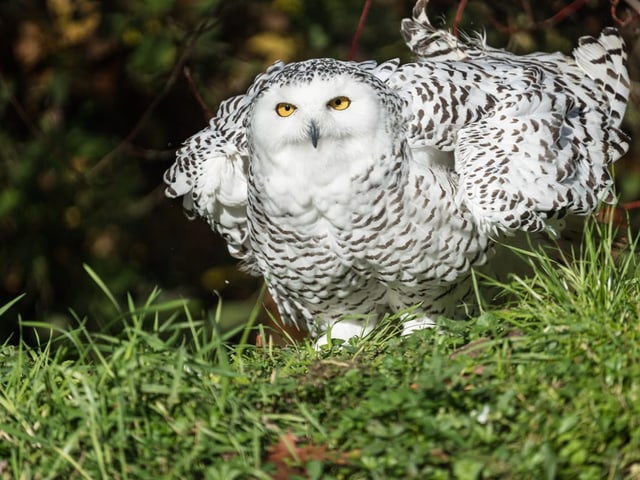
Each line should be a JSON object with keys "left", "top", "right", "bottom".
{"left": 250, "top": 73, "right": 384, "bottom": 162}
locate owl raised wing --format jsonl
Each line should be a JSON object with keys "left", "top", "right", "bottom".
{"left": 398, "top": 2, "right": 630, "bottom": 234}
{"left": 164, "top": 59, "right": 401, "bottom": 269}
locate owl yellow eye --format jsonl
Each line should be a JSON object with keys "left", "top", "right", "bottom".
{"left": 327, "top": 96, "right": 351, "bottom": 111}
{"left": 276, "top": 103, "right": 296, "bottom": 117}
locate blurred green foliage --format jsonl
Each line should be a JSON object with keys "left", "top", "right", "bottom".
{"left": 0, "top": 0, "right": 638, "bottom": 342}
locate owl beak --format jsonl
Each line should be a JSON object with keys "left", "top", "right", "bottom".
{"left": 308, "top": 121, "right": 320, "bottom": 148}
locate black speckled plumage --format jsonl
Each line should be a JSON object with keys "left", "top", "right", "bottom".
{"left": 164, "top": 0, "right": 630, "bottom": 341}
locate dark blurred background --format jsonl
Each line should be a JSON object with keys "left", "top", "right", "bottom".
{"left": 1, "top": 0, "right": 639, "bottom": 343}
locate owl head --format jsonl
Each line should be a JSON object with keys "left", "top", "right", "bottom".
{"left": 247, "top": 59, "right": 406, "bottom": 166}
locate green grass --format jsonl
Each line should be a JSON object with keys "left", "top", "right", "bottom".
{"left": 1, "top": 222, "right": 640, "bottom": 479}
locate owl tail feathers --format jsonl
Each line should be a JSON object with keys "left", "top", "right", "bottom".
{"left": 573, "top": 27, "right": 630, "bottom": 128}
{"left": 401, "top": 0, "right": 493, "bottom": 61}
{"left": 401, "top": 0, "right": 470, "bottom": 61}
{"left": 409, "top": 0, "right": 432, "bottom": 28}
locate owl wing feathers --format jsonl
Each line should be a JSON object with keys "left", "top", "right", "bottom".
{"left": 400, "top": 0, "right": 506, "bottom": 62}
{"left": 573, "top": 28, "right": 630, "bottom": 124}
{"left": 399, "top": 2, "right": 630, "bottom": 234}
{"left": 163, "top": 62, "right": 287, "bottom": 265}
{"left": 163, "top": 59, "right": 401, "bottom": 267}
{"left": 165, "top": 0, "right": 630, "bottom": 256}
{"left": 455, "top": 96, "right": 597, "bottom": 234}
{"left": 400, "top": 0, "right": 471, "bottom": 61}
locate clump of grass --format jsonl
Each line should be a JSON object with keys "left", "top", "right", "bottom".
{"left": 0, "top": 223, "right": 639, "bottom": 479}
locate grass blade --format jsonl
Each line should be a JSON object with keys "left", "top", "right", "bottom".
{"left": 83, "top": 264, "right": 121, "bottom": 313}
{"left": 0, "top": 293, "right": 25, "bottom": 317}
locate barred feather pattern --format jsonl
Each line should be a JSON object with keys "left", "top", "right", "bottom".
{"left": 164, "top": 0, "right": 630, "bottom": 338}
{"left": 399, "top": 1, "right": 630, "bottom": 233}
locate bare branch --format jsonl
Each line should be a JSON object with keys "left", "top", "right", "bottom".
{"left": 348, "top": 0, "right": 372, "bottom": 61}
{"left": 184, "top": 66, "right": 215, "bottom": 122}
{"left": 453, "top": 0, "right": 469, "bottom": 38}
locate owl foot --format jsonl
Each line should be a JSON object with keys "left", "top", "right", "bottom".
{"left": 314, "top": 318, "right": 377, "bottom": 348}
{"left": 401, "top": 316, "right": 436, "bottom": 336}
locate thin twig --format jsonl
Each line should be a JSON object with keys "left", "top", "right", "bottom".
{"left": 184, "top": 66, "right": 214, "bottom": 121}
{"left": 611, "top": 0, "right": 640, "bottom": 26}
{"left": 452, "top": 0, "right": 469, "bottom": 38}
{"left": 621, "top": 200, "right": 640, "bottom": 211}
{"left": 0, "top": 74, "right": 61, "bottom": 158}
{"left": 0, "top": 74, "right": 42, "bottom": 139}
{"left": 121, "top": 142, "right": 175, "bottom": 161}
{"left": 486, "top": 16, "right": 515, "bottom": 34}
{"left": 486, "top": 0, "right": 591, "bottom": 35}
{"left": 520, "top": 0, "right": 535, "bottom": 27}
{"left": 539, "top": 0, "right": 588, "bottom": 28}
{"left": 348, "top": 0, "right": 372, "bottom": 61}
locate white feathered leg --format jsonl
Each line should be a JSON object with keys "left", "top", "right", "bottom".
{"left": 401, "top": 316, "right": 436, "bottom": 335}
{"left": 314, "top": 318, "right": 377, "bottom": 348}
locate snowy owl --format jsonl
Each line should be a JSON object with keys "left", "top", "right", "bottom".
{"left": 164, "top": 0, "right": 630, "bottom": 343}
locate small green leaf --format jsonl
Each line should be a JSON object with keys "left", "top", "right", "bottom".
{"left": 453, "top": 458, "right": 484, "bottom": 480}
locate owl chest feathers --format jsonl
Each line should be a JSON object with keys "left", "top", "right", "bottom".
{"left": 247, "top": 139, "right": 488, "bottom": 288}
{"left": 249, "top": 136, "right": 397, "bottom": 230}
